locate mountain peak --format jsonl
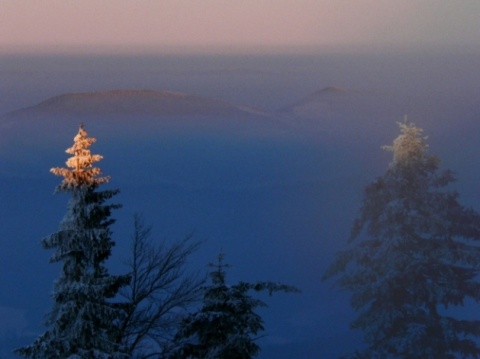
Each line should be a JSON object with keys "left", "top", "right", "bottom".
{"left": 280, "top": 86, "right": 351, "bottom": 116}
{"left": 316, "top": 86, "right": 348, "bottom": 95}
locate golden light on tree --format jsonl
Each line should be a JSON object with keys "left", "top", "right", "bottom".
{"left": 50, "top": 123, "right": 110, "bottom": 190}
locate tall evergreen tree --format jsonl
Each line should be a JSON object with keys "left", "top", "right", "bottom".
{"left": 169, "top": 253, "right": 299, "bottom": 359}
{"left": 324, "top": 122, "right": 480, "bottom": 358}
{"left": 16, "top": 124, "right": 130, "bottom": 359}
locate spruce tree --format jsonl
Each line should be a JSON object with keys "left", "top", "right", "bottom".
{"left": 324, "top": 122, "right": 480, "bottom": 358}
{"left": 169, "top": 253, "right": 299, "bottom": 359}
{"left": 16, "top": 124, "right": 130, "bottom": 359}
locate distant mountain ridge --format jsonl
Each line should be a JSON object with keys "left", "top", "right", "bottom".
{"left": 7, "top": 89, "right": 267, "bottom": 118}
{"left": 1, "top": 86, "right": 397, "bottom": 143}
{"left": 7, "top": 86, "right": 370, "bottom": 120}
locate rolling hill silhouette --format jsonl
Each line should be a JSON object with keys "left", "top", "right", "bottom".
{"left": 7, "top": 89, "right": 265, "bottom": 118}
{"left": 0, "top": 89, "right": 283, "bottom": 164}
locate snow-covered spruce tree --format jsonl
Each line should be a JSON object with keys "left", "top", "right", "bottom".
{"left": 169, "top": 253, "right": 299, "bottom": 359}
{"left": 324, "top": 122, "right": 480, "bottom": 358}
{"left": 16, "top": 124, "right": 130, "bottom": 359}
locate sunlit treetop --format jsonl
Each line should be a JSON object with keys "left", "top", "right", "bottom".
{"left": 50, "top": 124, "right": 110, "bottom": 190}
{"left": 383, "top": 121, "right": 431, "bottom": 169}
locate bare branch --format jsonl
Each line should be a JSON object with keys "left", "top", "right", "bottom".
{"left": 118, "top": 213, "right": 204, "bottom": 358}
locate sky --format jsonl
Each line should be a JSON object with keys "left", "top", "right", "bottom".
{"left": 2, "top": 1, "right": 480, "bottom": 358}
{"left": 1, "top": 0, "right": 480, "bottom": 54}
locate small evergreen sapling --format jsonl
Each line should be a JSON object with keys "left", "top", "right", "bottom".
{"left": 170, "top": 253, "right": 299, "bottom": 359}
{"left": 16, "top": 124, "right": 130, "bottom": 359}
{"left": 324, "top": 122, "right": 480, "bottom": 358}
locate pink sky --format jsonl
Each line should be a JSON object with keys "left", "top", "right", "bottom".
{"left": 1, "top": 0, "right": 479, "bottom": 54}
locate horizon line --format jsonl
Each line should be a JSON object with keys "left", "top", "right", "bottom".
{"left": 1, "top": 42, "right": 478, "bottom": 57}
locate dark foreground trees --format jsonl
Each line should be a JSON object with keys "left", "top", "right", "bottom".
{"left": 16, "top": 124, "right": 130, "bottom": 358}
{"left": 324, "top": 122, "right": 480, "bottom": 358}
{"left": 169, "top": 253, "right": 299, "bottom": 359}
{"left": 15, "top": 124, "right": 299, "bottom": 359}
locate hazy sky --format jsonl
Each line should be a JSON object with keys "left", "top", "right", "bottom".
{"left": 1, "top": 0, "right": 480, "bottom": 54}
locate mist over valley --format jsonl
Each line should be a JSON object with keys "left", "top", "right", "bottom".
{"left": 0, "top": 51, "right": 480, "bottom": 358}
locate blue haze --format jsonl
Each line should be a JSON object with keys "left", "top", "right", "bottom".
{"left": 0, "top": 50, "right": 479, "bottom": 358}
